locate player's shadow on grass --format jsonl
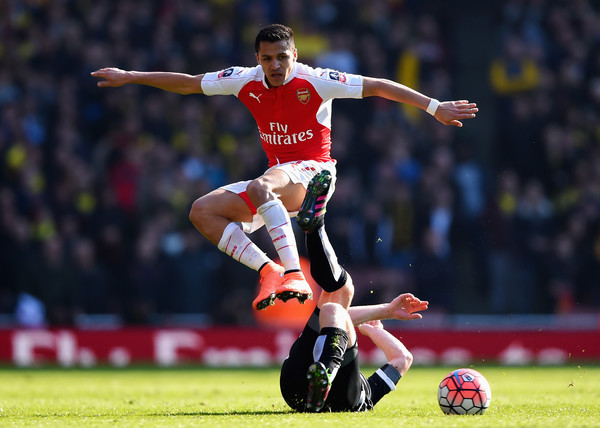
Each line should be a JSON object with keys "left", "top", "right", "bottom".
{"left": 159, "top": 410, "right": 292, "bottom": 416}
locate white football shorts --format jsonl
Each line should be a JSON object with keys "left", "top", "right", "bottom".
{"left": 221, "top": 160, "right": 338, "bottom": 233}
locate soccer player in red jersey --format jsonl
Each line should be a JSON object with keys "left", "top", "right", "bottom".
{"left": 92, "top": 24, "right": 478, "bottom": 311}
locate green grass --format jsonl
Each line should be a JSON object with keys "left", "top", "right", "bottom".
{"left": 0, "top": 366, "right": 599, "bottom": 427}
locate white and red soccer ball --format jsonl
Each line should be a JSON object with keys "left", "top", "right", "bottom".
{"left": 438, "top": 368, "right": 491, "bottom": 415}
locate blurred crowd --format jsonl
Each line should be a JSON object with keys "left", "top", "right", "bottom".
{"left": 0, "top": 0, "right": 599, "bottom": 327}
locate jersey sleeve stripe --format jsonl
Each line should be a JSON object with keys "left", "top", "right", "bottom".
{"left": 375, "top": 368, "right": 397, "bottom": 391}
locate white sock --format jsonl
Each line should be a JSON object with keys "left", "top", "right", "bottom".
{"left": 217, "top": 222, "right": 270, "bottom": 271}
{"left": 258, "top": 200, "right": 301, "bottom": 273}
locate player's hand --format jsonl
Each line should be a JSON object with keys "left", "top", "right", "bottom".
{"left": 357, "top": 320, "right": 384, "bottom": 335}
{"left": 435, "top": 100, "right": 478, "bottom": 127}
{"left": 91, "top": 67, "right": 131, "bottom": 87}
{"left": 387, "top": 293, "right": 429, "bottom": 320}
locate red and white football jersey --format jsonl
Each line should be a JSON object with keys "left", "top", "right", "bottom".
{"left": 201, "top": 62, "right": 363, "bottom": 167}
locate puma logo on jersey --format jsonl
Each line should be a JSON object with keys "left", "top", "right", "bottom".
{"left": 249, "top": 92, "right": 262, "bottom": 103}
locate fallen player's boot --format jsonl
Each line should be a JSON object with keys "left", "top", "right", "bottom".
{"left": 253, "top": 262, "right": 285, "bottom": 310}
{"left": 305, "top": 361, "right": 332, "bottom": 412}
{"left": 275, "top": 271, "right": 313, "bottom": 303}
{"left": 297, "top": 170, "right": 332, "bottom": 233}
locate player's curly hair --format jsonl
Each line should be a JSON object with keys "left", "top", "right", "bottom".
{"left": 255, "top": 24, "right": 295, "bottom": 53}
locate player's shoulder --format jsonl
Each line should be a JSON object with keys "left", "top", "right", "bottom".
{"left": 295, "top": 62, "right": 356, "bottom": 85}
{"left": 213, "top": 65, "right": 262, "bottom": 81}
{"left": 293, "top": 62, "right": 363, "bottom": 98}
{"left": 202, "top": 65, "right": 262, "bottom": 96}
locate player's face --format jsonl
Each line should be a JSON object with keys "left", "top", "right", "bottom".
{"left": 256, "top": 40, "right": 297, "bottom": 87}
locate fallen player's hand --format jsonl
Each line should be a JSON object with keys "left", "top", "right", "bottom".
{"left": 387, "top": 293, "right": 429, "bottom": 320}
{"left": 358, "top": 320, "right": 383, "bottom": 335}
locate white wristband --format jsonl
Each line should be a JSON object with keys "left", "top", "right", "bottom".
{"left": 426, "top": 98, "right": 440, "bottom": 116}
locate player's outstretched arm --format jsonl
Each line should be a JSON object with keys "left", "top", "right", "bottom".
{"left": 361, "top": 76, "right": 478, "bottom": 127}
{"left": 358, "top": 320, "right": 413, "bottom": 376}
{"left": 348, "top": 293, "right": 428, "bottom": 326}
{"left": 91, "top": 67, "right": 205, "bottom": 95}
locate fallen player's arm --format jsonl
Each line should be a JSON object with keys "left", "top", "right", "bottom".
{"left": 349, "top": 293, "right": 428, "bottom": 326}
{"left": 358, "top": 321, "right": 413, "bottom": 376}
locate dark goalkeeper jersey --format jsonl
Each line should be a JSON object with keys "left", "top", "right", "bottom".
{"left": 280, "top": 308, "right": 401, "bottom": 412}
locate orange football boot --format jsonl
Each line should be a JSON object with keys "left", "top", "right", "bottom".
{"left": 276, "top": 271, "right": 313, "bottom": 304}
{"left": 253, "top": 262, "right": 285, "bottom": 310}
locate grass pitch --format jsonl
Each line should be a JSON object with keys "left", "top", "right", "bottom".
{"left": 0, "top": 365, "right": 598, "bottom": 427}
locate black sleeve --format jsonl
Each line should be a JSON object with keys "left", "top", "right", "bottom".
{"left": 366, "top": 364, "right": 402, "bottom": 407}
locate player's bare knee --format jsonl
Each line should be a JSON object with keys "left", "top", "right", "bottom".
{"left": 319, "top": 302, "right": 349, "bottom": 328}
{"left": 189, "top": 198, "right": 208, "bottom": 228}
{"left": 246, "top": 177, "right": 271, "bottom": 202}
{"left": 320, "top": 301, "right": 344, "bottom": 317}
{"left": 245, "top": 178, "right": 261, "bottom": 196}
{"left": 321, "top": 285, "right": 353, "bottom": 309}
{"left": 334, "top": 275, "right": 354, "bottom": 309}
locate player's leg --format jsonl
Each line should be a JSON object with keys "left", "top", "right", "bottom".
{"left": 304, "top": 225, "right": 353, "bottom": 307}
{"left": 304, "top": 259, "right": 355, "bottom": 413}
{"left": 296, "top": 169, "right": 357, "bottom": 411}
{"left": 247, "top": 167, "right": 313, "bottom": 304}
{"left": 297, "top": 169, "right": 332, "bottom": 233}
{"left": 189, "top": 188, "right": 253, "bottom": 244}
{"left": 280, "top": 308, "right": 321, "bottom": 411}
{"left": 189, "top": 188, "right": 283, "bottom": 310}
{"left": 306, "top": 300, "right": 355, "bottom": 412}
{"left": 323, "top": 348, "right": 369, "bottom": 412}
{"left": 304, "top": 257, "right": 355, "bottom": 413}
{"left": 297, "top": 169, "right": 351, "bottom": 306}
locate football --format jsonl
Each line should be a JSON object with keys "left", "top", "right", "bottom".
{"left": 437, "top": 368, "right": 491, "bottom": 415}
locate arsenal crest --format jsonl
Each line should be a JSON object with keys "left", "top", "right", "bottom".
{"left": 297, "top": 88, "right": 311, "bottom": 104}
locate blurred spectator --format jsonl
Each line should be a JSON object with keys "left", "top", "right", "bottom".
{"left": 481, "top": 170, "right": 521, "bottom": 314}
{"left": 15, "top": 293, "right": 46, "bottom": 328}
{"left": 25, "top": 236, "right": 77, "bottom": 326}
{"left": 72, "top": 238, "right": 111, "bottom": 315}
{"left": 513, "top": 179, "right": 555, "bottom": 313}
{"left": 0, "top": 197, "right": 34, "bottom": 314}
{"left": 315, "top": 31, "right": 359, "bottom": 73}
{"left": 167, "top": 229, "right": 222, "bottom": 315}
{"left": 490, "top": 33, "right": 541, "bottom": 97}
{"left": 412, "top": 227, "right": 457, "bottom": 313}
{"left": 128, "top": 229, "right": 167, "bottom": 324}
{"left": 347, "top": 198, "right": 393, "bottom": 267}
{"left": 546, "top": 233, "right": 577, "bottom": 313}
